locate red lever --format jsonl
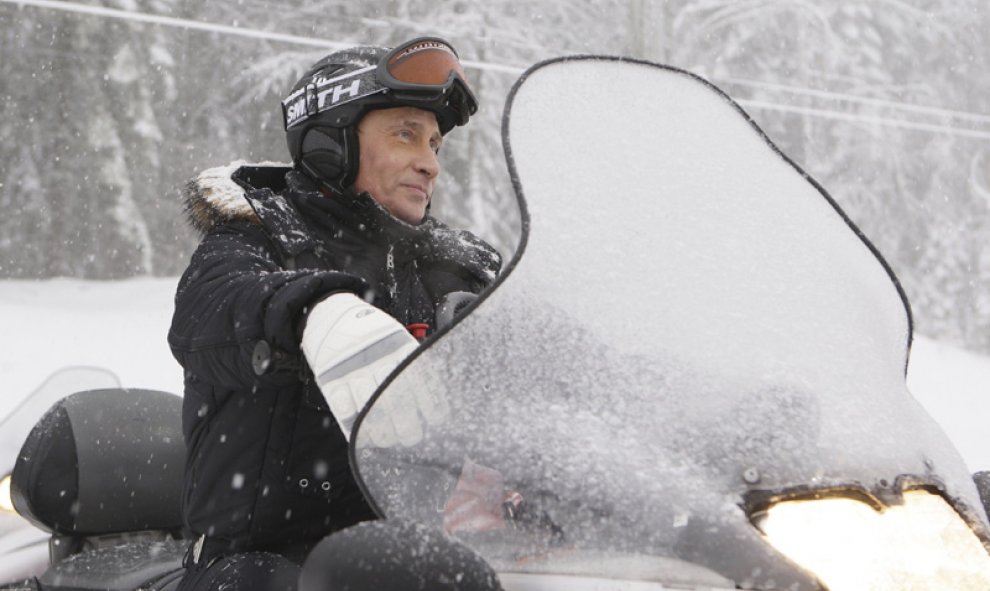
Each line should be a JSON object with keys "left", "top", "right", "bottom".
{"left": 406, "top": 323, "right": 429, "bottom": 341}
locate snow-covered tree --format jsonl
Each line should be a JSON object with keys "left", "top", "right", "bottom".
{"left": 1, "top": 0, "right": 989, "bottom": 352}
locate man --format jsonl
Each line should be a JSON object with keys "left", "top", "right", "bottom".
{"left": 168, "top": 37, "right": 501, "bottom": 590}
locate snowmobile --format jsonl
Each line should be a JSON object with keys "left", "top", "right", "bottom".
{"left": 0, "top": 368, "right": 125, "bottom": 584}
{"left": 4, "top": 56, "right": 990, "bottom": 590}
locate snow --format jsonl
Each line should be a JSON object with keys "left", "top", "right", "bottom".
{"left": 0, "top": 277, "right": 183, "bottom": 404}
{"left": 0, "top": 276, "right": 988, "bottom": 476}
{"left": 907, "top": 337, "right": 990, "bottom": 474}
{"left": 351, "top": 60, "right": 990, "bottom": 587}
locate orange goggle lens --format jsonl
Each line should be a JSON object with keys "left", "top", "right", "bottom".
{"left": 386, "top": 40, "right": 469, "bottom": 88}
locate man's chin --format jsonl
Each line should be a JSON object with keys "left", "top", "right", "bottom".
{"left": 395, "top": 198, "right": 429, "bottom": 225}
{"left": 371, "top": 191, "right": 429, "bottom": 225}
{"left": 394, "top": 207, "right": 427, "bottom": 225}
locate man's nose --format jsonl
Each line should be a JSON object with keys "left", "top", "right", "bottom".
{"left": 415, "top": 145, "right": 440, "bottom": 179}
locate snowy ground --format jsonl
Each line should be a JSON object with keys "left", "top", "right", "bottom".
{"left": 1, "top": 277, "right": 184, "bottom": 398}
{"left": 905, "top": 336, "right": 990, "bottom": 473}
{"left": 0, "top": 277, "right": 988, "bottom": 472}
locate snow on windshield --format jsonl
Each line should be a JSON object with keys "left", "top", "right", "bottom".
{"left": 518, "top": 65, "right": 907, "bottom": 396}
{"left": 355, "top": 58, "right": 984, "bottom": 588}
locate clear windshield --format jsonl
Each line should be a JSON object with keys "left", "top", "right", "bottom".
{"left": 353, "top": 58, "right": 986, "bottom": 589}
{"left": 0, "top": 366, "right": 121, "bottom": 476}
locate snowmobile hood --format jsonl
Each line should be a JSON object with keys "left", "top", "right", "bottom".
{"left": 351, "top": 57, "right": 990, "bottom": 590}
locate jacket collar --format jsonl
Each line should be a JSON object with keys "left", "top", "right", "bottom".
{"left": 287, "top": 173, "right": 428, "bottom": 247}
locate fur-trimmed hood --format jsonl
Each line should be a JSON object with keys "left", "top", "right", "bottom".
{"left": 181, "top": 160, "right": 289, "bottom": 235}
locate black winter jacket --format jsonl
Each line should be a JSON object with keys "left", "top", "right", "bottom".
{"left": 168, "top": 163, "right": 501, "bottom": 554}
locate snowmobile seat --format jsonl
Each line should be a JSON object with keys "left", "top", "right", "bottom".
{"left": 35, "top": 540, "right": 186, "bottom": 591}
{"left": 10, "top": 389, "right": 187, "bottom": 590}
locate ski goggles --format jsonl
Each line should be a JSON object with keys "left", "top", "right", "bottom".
{"left": 377, "top": 37, "right": 478, "bottom": 128}
{"left": 283, "top": 37, "right": 477, "bottom": 133}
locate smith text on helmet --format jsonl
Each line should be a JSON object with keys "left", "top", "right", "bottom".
{"left": 283, "top": 66, "right": 379, "bottom": 129}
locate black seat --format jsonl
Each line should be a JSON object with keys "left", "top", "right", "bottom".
{"left": 36, "top": 540, "right": 186, "bottom": 591}
{"left": 10, "top": 389, "right": 188, "bottom": 590}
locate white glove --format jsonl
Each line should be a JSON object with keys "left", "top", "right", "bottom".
{"left": 301, "top": 293, "right": 443, "bottom": 447}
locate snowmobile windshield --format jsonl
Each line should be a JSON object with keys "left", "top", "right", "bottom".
{"left": 0, "top": 367, "right": 120, "bottom": 477}
{"left": 352, "top": 58, "right": 989, "bottom": 589}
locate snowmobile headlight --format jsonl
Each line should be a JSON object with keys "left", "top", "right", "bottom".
{"left": 0, "top": 474, "right": 14, "bottom": 512}
{"left": 753, "top": 489, "right": 990, "bottom": 590}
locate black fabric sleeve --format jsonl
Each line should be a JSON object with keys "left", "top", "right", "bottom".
{"left": 168, "top": 221, "right": 367, "bottom": 390}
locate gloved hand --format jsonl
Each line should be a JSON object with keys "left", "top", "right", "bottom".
{"left": 301, "top": 292, "right": 446, "bottom": 447}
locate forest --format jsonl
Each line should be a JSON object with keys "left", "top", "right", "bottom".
{"left": 1, "top": 0, "right": 988, "bottom": 354}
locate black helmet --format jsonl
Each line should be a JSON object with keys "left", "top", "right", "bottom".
{"left": 283, "top": 37, "right": 478, "bottom": 190}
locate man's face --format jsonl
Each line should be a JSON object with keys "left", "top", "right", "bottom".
{"left": 354, "top": 106, "right": 442, "bottom": 225}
